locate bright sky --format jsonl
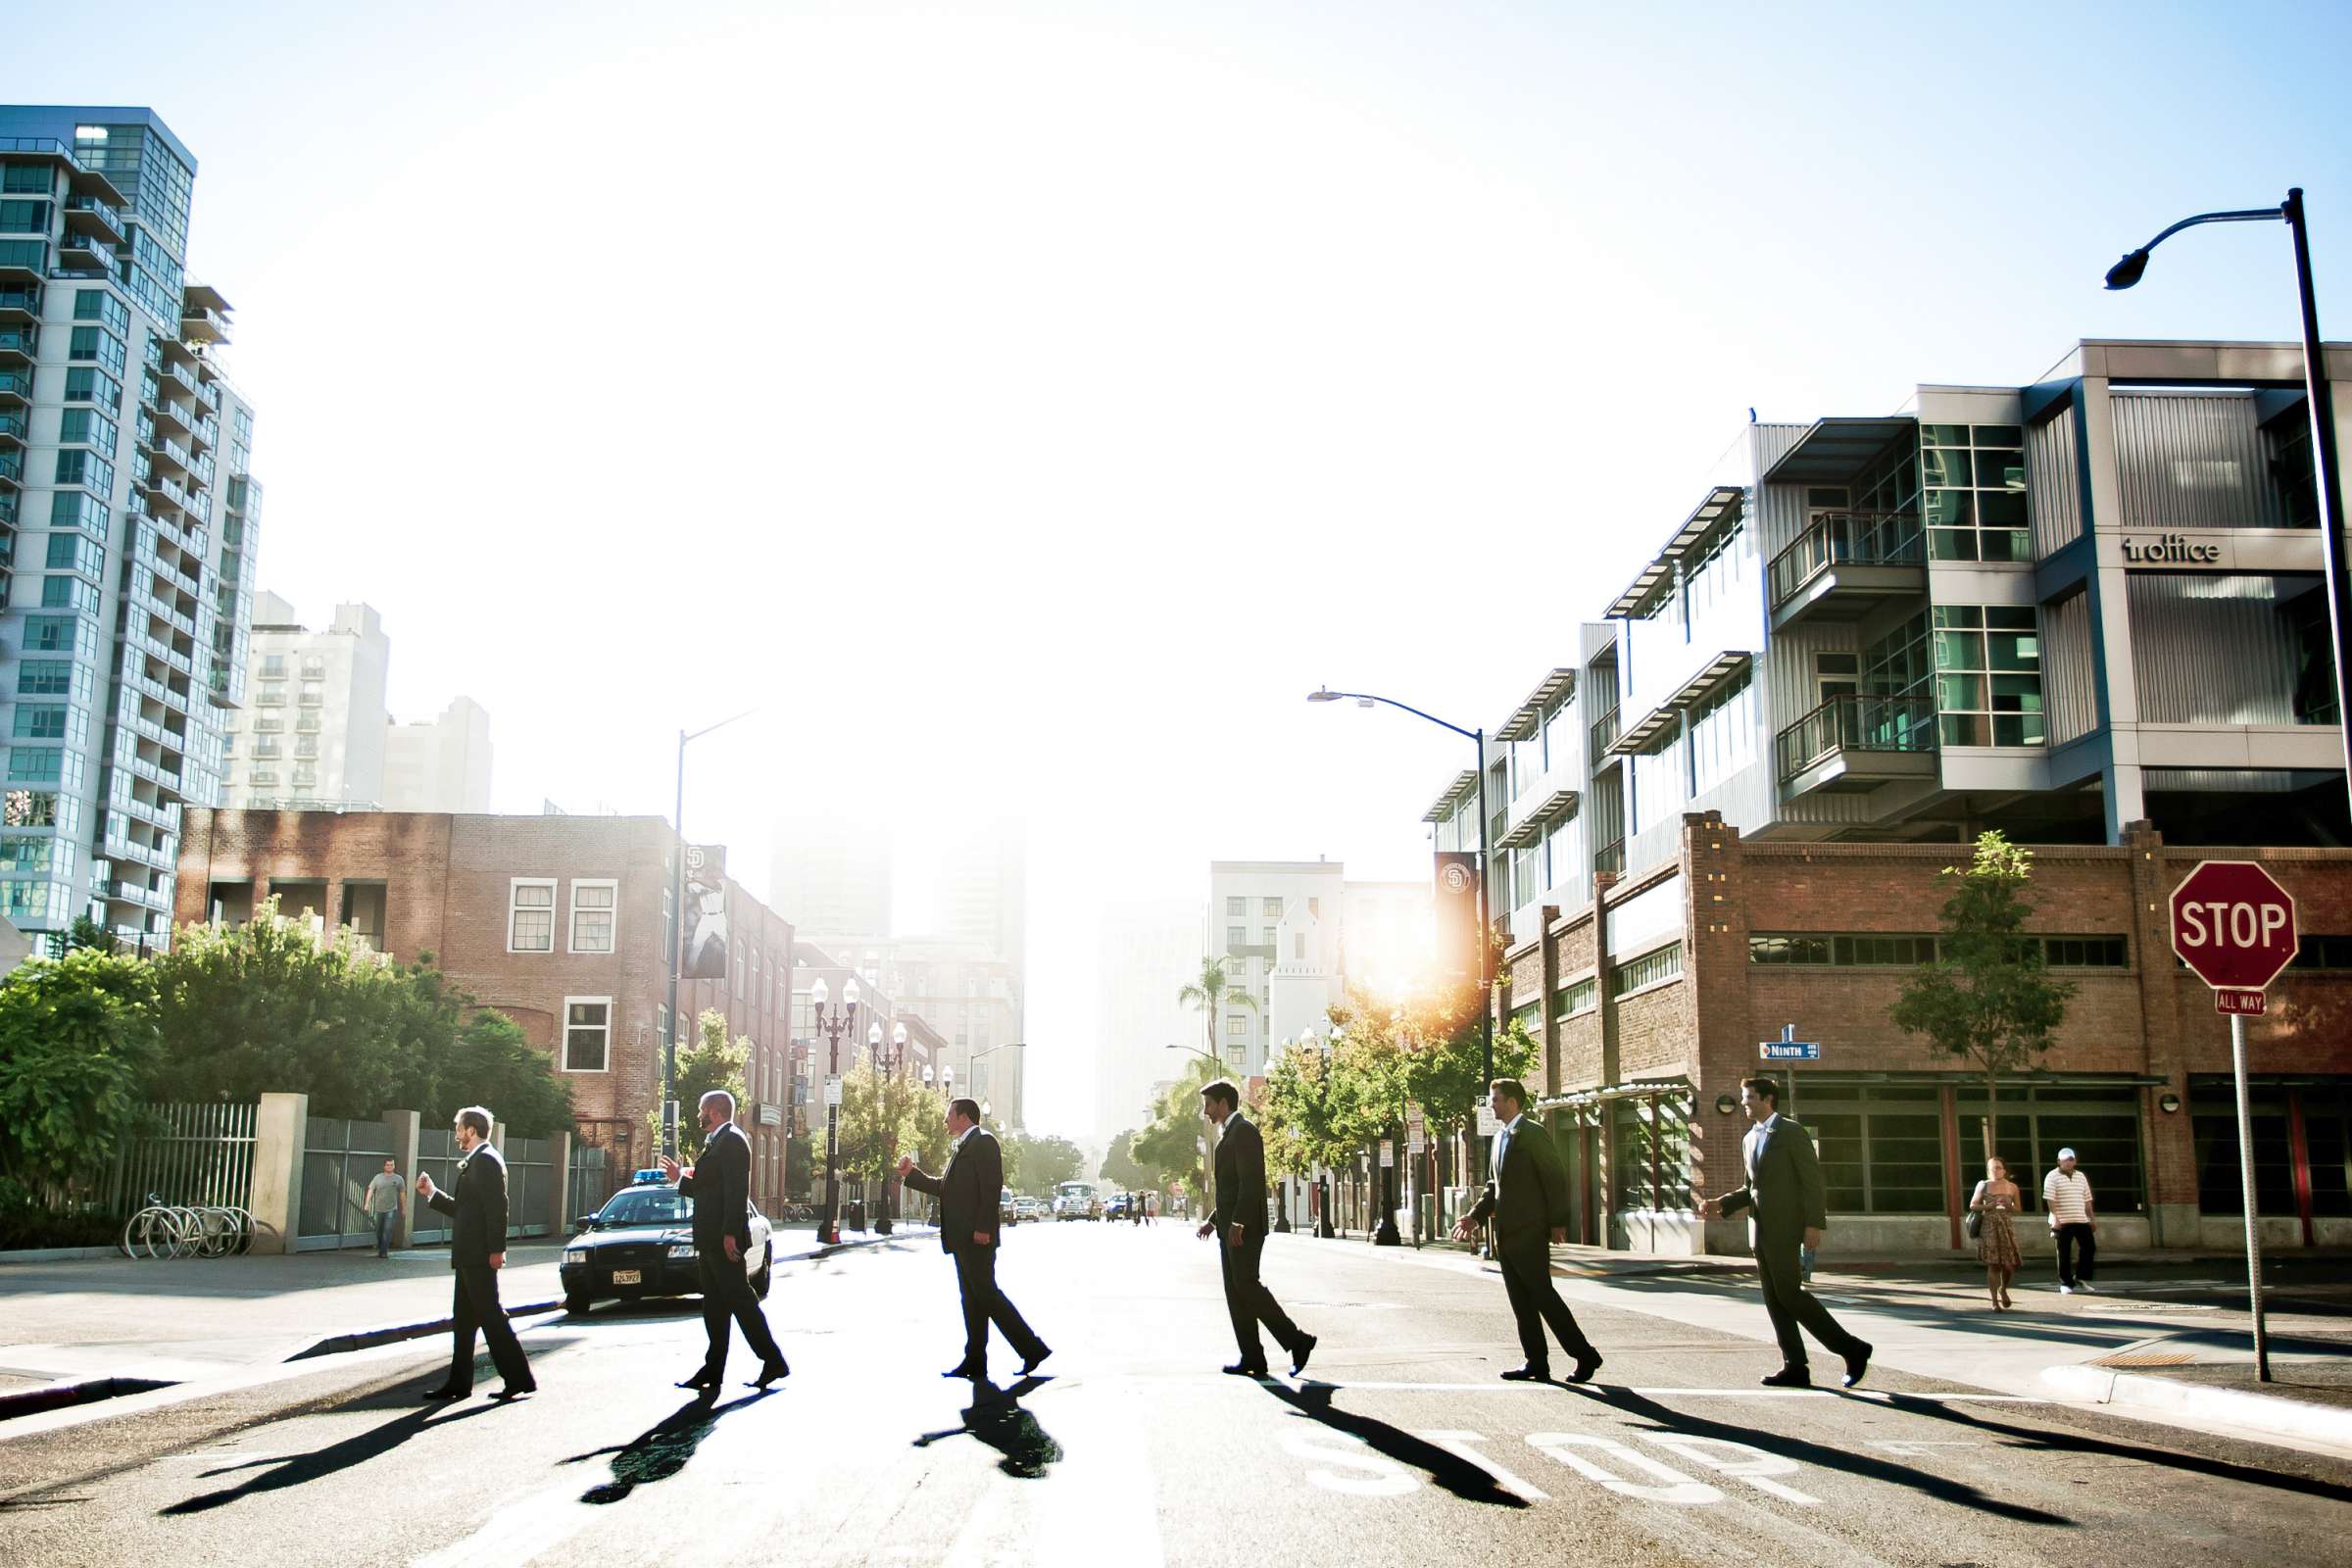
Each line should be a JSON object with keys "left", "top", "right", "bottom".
{"left": 16, "top": 1, "right": 2352, "bottom": 1139}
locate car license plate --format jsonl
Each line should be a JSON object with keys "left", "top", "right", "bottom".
{"left": 612, "top": 1268, "right": 641, "bottom": 1285}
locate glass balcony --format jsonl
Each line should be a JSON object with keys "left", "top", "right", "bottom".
{"left": 0, "top": 451, "right": 22, "bottom": 488}
{"left": 1767, "top": 511, "right": 1927, "bottom": 630}
{"left": 0, "top": 286, "right": 36, "bottom": 322}
{"left": 1588, "top": 705, "right": 1620, "bottom": 759}
{"left": 1775, "top": 694, "right": 1939, "bottom": 794}
{"left": 0, "top": 325, "right": 34, "bottom": 364}
{"left": 0, "top": 411, "right": 24, "bottom": 448}
{"left": 0, "top": 368, "right": 28, "bottom": 405}
{"left": 63, "top": 196, "right": 126, "bottom": 245}
{"left": 180, "top": 305, "right": 229, "bottom": 345}
{"left": 55, "top": 230, "right": 112, "bottom": 270}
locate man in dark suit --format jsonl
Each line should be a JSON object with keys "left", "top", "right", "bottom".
{"left": 898, "top": 1098, "right": 1050, "bottom": 1381}
{"left": 1450, "top": 1078, "right": 1601, "bottom": 1384}
{"left": 1197, "top": 1078, "right": 1315, "bottom": 1378}
{"left": 1703, "top": 1076, "right": 1871, "bottom": 1389}
{"left": 416, "top": 1104, "right": 536, "bottom": 1401}
{"left": 662, "top": 1090, "right": 788, "bottom": 1392}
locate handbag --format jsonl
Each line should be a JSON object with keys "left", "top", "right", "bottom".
{"left": 1965, "top": 1208, "right": 1983, "bottom": 1241}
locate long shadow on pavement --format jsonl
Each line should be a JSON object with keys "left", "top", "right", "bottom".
{"left": 1583, "top": 1385, "right": 2072, "bottom": 1527}
{"left": 913, "top": 1376, "right": 1062, "bottom": 1478}
{"left": 562, "top": 1388, "right": 775, "bottom": 1503}
{"left": 162, "top": 1401, "right": 496, "bottom": 1514}
{"left": 1268, "top": 1380, "right": 1528, "bottom": 1508}
{"left": 1868, "top": 1393, "right": 2352, "bottom": 1503}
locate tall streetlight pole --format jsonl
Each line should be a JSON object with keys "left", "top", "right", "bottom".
{"left": 876, "top": 1020, "right": 907, "bottom": 1235}
{"left": 2106, "top": 190, "right": 2352, "bottom": 804}
{"left": 808, "top": 975, "right": 858, "bottom": 1245}
{"left": 662, "top": 705, "right": 760, "bottom": 1160}
{"left": 1307, "top": 685, "right": 1495, "bottom": 1167}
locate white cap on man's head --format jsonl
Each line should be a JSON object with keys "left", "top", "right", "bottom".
{"left": 2057, "top": 1148, "right": 2078, "bottom": 1161}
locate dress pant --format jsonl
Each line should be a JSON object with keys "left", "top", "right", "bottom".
{"left": 697, "top": 1249, "right": 783, "bottom": 1374}
{"left": 1497, "top": 1237, "right": 1593, "bottom": 1370}
{"left": 1219, "top": 1233, "right": 1302, "bottom": 1368}
{"left": 2054, "top": 1223, "right": 2097, "bottom": 1287}
{"left": 447, "top": 1265, "right": 532, "bottom": 1391}
{"left": 1755, "top": 1232, "right": 1858, "bottom": 1371}
{"left": 953, "top": 1246, "right": 1044, "bottom": 1371}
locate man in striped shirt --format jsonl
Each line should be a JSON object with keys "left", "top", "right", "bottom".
{"left": 2043, "top": 1149, "right": 2096, "bottom": 1295}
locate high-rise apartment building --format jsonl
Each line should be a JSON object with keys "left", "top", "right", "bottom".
{"left": 770, "top": 813, "right": 893, "bottom": 946}
{"left": 1204, "top": 859, "right": 1436, "bottom": 1077}
{"left": 220, "top": 596, "right": 389, "bottom": 808}
{"left": 838, "top": 935, "right": 1026, "bottom": 1129}
{"left": 383, "top": 695, "right": 492, "bottom": 813}
{"left": 936, "top": 816, "right": 1026, "bottom": 1033}
{"left": 0, "top": 106, "right": 260, "bottom": 947}
{"left": 1094, "top": 898, "right": 1203, "bottom": 1137}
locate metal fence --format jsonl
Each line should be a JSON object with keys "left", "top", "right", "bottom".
{"left": 297, "top": 1115, "right": 398, "bottom": 1251}
{"left": 103, "top": 1102, "right": 258, "bottom": 1216}
{"left": 408, "top": 1127, "right": 461, "bottom": 1246}
{"left": 567, "top": 1143, "right": 612, "bottom": 1224}
{"left": 508, "top": 1135, "right": 553, "bottom": 1239}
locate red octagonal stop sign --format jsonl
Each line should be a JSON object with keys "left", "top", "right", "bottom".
{"left": 2170, "top": 859, "right": 2299, "bottom": 992}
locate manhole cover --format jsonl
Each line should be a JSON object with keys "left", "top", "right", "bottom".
{"left": 2087, "top": 1351, "right": 2196, "bottom": 1367}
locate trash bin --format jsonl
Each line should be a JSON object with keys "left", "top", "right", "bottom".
{"left": 845, "top": 1200, "right": 866, "bottom": 1232}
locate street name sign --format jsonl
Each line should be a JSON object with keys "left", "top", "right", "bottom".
{"left": 1759, "top": 1023, "right": 1819, "bottom": 1061}
{"left": 2170, "top": 858, "right": 2298, "bottom": 1013}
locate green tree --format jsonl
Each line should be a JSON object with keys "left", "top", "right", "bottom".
{"left": 441, "top": 1010, "right": 574, "bottom": 1138}
{"left": 648, "top": 1009, "right": 750, "bottom": 1161}
{"left": 1099, "top": 1128, "right": 1151, "bottom": 1190}
{"left": 1261, "top": 1039, "right": 1355, "bottom": 1180}
{"left": 1129, "top": 1054, "right": 1220, "bottom": 1210}
{"left": 1003, "top": 1133, "right": 1083, "bottom": 1196}
{"left": 0, "top": 950, "right": 163, "bottom": 1189}
{"left": 1889, "top": 831, "right": 2078, "bottom": 1161}
{"left": 1176, "top": 956, "right": 1251, "bottom": 1074}
{"left": 837, "top": 1057, "right": 930, "bottom": 1206}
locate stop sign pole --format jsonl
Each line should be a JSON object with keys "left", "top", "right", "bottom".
{"left": 2169, "top": 859, "right": 2298, "bottom": 1383}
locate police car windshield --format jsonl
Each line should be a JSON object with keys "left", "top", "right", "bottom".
{"left": 598, "top": 1190, "right": 693, "bottom": 1226}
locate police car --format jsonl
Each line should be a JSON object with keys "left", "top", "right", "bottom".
{"left": 560, "top": 1168, "right": 773, "bottom": 1313}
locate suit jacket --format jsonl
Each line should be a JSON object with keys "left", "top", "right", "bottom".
{"left": 425, "top": 1142, "right": 509, "bottom": 1268}
{"left": 1465, "top": 1117, "right": 1569, "bottom": 1250}
{"left": 1211, "top": 1114, "right": 1269, "bottom": 1244}
{"left": 679, "top": 1121, "right": 754, "bottom": 1250}
{"left": 902, "top": 1127, "right": 1002, "bottom": 1254}
{"left": 1718, "top": 1114, "right": 1828, "bottom": 1245}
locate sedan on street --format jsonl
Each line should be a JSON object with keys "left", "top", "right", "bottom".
{"left": 560, "top": 1177, "right": 772, "bottom": 1313}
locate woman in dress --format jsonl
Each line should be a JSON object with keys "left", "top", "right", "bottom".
{"left": 1970, "top": 1156, "right": 2023, "bottom": 1309}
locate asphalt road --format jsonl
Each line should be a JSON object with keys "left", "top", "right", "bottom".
{"left": 2, "top": 1223, "right": 2347, "bottom": 1567}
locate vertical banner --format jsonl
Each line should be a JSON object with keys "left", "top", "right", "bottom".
{"left": 1434, "top": 851, "right": 1480, "bottom": 980}
{"left": 681, "top": 844, "right": 730, "bottom": 981}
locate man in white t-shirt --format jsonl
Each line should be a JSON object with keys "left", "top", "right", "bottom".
{"left": 2042, "top": 1149, "right": 2096, "bottom": 1295}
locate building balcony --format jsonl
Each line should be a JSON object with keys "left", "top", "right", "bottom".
{"left": 0, "top": 325, "right": 33, "bottom": 365}
{"left": 1767, "top": 510, "right": 1928, "bottom": 630}
{"left": 145, "top": 382, "right": 194, "bottom": 434}
{"left": 0, "top": 286, "right": 36, "bottom": 323}
{"left": 105, "top": 878, "right": 173, "bottom": 914}
{"left": 189, "top": 415, "right": 219, "bottom": 451}
{"left": 0, "top": 368, "right": 27, "bottom": 406}
{"left": 0, "top": 242, "right": 41, "bottom": 284}
{"left": 0, "top": 411, "right": 24, "bottom": 449}
{"left": 180, "top": 306, "right": 229, "bottom": 345}
{"left": 0, "top": 452, "right": 22, "bottom": 489}
{"left": 63, "top": 196, "right": 127, "bottom": 246}
{"left": 1589, "top": 705, "right": 1620, "bottom": 757}
{"left": 1775, "top": 694, "right": 1938, "bottom": 795}
{"left": 56, "top": 231, "right": 112, "bottom": 270}
{"left": 159, "top": 357, "right": 198, "bottom": 396}
{"left": 1594, "top": 836, "right": 1626, "bottom": 876}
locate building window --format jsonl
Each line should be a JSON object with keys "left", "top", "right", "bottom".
{"left": 1807, "top": 1084, "right": 1947, "bottom": 1214}
{"left": 1935, "top": 605, "right": 2042, "bottom": 747}
{"left": 1556, "top": 977, "right": 1597, "bottom": 1017}
{"left": 563, "top": 998, "right": 612, "bottom": 1072}
{"left": 1225, "top": 1014, "right": 1248, "bottom": 1037}
{"left": 1612, "top": 1092, "right": 1694, "bottom": 1212}
{"left": 1226, "top": 896, "right": 1246, "bottom": 916}
{"left": 656, "top": 1004, "right": 671, "bottom": 1048}
{"left": 298, "top": 682, "right": 323, "bottom": 707}
{"left": 257, "top": 681, "right": 284, "bottom": 706}
{"left": 509, "top": 878, "right": 557, "bottom": 953}
{"left": 1748, "top": 932, "right": 2126, "bottom": 968}
{"left": 568, "top": 878, "right": 615, "bottom": 953}
{"left": 1687, "top": 671, "right": 1756, "bottom": 798}
{"left": 1610, "top": 942, "right": 1683, "bottom": 997}
{"left": 1964, "top": 1082, "right": 2143, "bottom": 1213}
{"left": 1921, "top": 423, "right": 2029, "bottom": 563}
{"left": 1261, "top": 898, "right": 1282, "bottom": 917}
{"left": 261, "top": 653, "right": 285, "bottom": 677}
{"left": 1226, "top": 924, "right": 1245, "bottom": 950}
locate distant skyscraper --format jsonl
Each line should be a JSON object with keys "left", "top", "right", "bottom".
{"left": 382, "top": 695, "right": 493, "bottom": 813}
{"left": 0, "top": 106, "right": 260, "bottom": 948}
{"left": 771, "top": 813, "right": 893, "bottom": 944}
{"left": 1094, "top": 898, "right": 1202, "bottom": 1138}
{"left": 221, "top": 596, "right": 390, "bottom": 808}
{"left": 936, "top": 816, "right": 1026, "bottom": 1030}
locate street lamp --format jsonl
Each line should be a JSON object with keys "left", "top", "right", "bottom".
{"left": 808, "top": 974, "right": 858, "bottom": 1245}
{"left": 662, "top": 705, "right": 760, "bottom": 1160}
{"left": 874, "top": 1020, "right": 907, "bottom": 1235}
{"left": 2105, "top": 190, "right": 2352, "bottom": 802}
{"left": 1308, "top": 683, "right": 1496, "bottom": 1176}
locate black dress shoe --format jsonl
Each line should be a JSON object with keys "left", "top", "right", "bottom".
{"left": 676, "top": 1370, "right": 720, "bottom": 1391}
{"left": 1841, "top": 1342, "right": 1872, "bottom": 1390}
{"left": 1221, "top": 1361, "right": 1271, "bottom": 1378}
{"left": 1498, "top": 1364, "right": 1550, "bottom": 1383}
{"left": 1289, "top": 1335, "right": 1316, "bottom": 1377}
{"left": 1020, "top": 1346, "right": 1053, "bottom": 1377}
{"left": 1759, "top": 1366, "right": 1812, "bottom": 1389}
{"left": 1567, "top": 1350, "right": 1603, "bottom": 1385}
{"left": 751, "top": 1356, "right": 790, "bottom": 1389}
{"left": 419, "top": 1386, "right": 467, "bottom": 1402}
{"left": 943, "top": 1364, "right": 984, "bottom": 1379}
{"left": 490, "top": 1383, "right": 536, "bottom": 1401}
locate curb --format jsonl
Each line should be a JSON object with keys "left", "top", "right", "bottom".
{"left": 288, "top": 1298, "right": 563, "bottom": 1360}
{"left": 2040, "top": 1363, "right": 2352, "bottom": 1448}
{"left": 0, "top": 1245, "right": 128, "bottom": 1264}
{"left": 0, "top": 1374, "right": 175, "bottom": 1420}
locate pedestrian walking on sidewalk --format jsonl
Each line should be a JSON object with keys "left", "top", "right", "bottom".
{"left": 365, "top": 1158, "right": 404, "bottom": 1258}
{"left": 662, "top": 1090, "right": 789, "bottom": 1393}
{"left": 1701, "top": 1076, "right": 1871, "bottom": 1390}
{"left": 2043, "top": 1149, "right": 2097, "bottom": 1295}
{"left": 416, "top": 1105, "right": 537, "bottom": 1401}
{"left": 1199, "top": 1078, "right": 1316, "bottom": 1378}
{"left": 1970, "top": 1156, "right": 2023, "bottom": 1309}
{"left": 1451, "top": 1078, "right": 1602, "bottom": 1385}
{"left": 899, "top": 1097, "right": 1052, "bottom": 1383}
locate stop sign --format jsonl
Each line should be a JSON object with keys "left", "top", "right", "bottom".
{"left": 2170, "top": 859, "right": 2299, "bottom": 992}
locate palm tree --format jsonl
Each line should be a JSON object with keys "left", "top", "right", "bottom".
{"left": 1177, "top": 955, "right": 1256, "bottom": 1071}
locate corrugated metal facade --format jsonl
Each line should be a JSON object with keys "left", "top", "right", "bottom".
{"left": 2045, "top": 589, "right": 2100, "bottom": 745}
{"left": 2028, "top": 399, "right": 2083, "bottom": 559}
{"left": 2124, "top": 572, "right": 2312, "bottom": 724}
{"left": 2111, "top": 392, "right": 2290, "bottom": 530}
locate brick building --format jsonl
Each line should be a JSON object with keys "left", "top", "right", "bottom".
{"left": 1497, "top": 811, "right": 2352, "bottom": 1256}
{"left": 173, "top": 808, "right": 801, "bottom": 1214}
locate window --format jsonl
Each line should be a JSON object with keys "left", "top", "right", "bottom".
{"left": 42, "top": 576, "right": 100, "bottom": 614}
{"left": 509, "top": 878, "right": 556, "bottom": 952}
{"left": 1921, "top": 423, "right": 2029, "bottom": 563}
{"left": 67, "top": 323, "right": 126, "bottom": 375}
{"left": 45, "top": 531, "right": 102, "bottom": 578}
{"left": 300, "top": 656, "right": 324, "bottom": 678}
{"left": 72, "top": 288, "right": 128, "bottom": 336}
{"left": 6, "top": 749, "right": 64, "bottom": 783}
{"left": 295, "top": 712, "right": 319, "bottom": 733}
{"left": 1556, "top": 976, "right": 1597, "bottom": 1017}
{"left": 1262, "top": 898, "right": 1283, "bottom": 917}
{"left": 1612, "top": 1092, "right": 1694, "bottom": 1211}
{"left": 1226, "top": 1014, "right": 1248, "bottom": 1037}
{"left": 1226, "top": 896, "right": 1246, "bottom": 916}
{"left": 1748, "top": 932, "right": 2124, "bottom": 968}
{"left": 1935, "top": 606, "right": 2043, "bottom": 747}
{"left": 566, "top": 878, "right": 615, "bottom": 953}
{"left": 24, "top": 615, "right": 80, "bottom": 655}
{"left": 1687, "top": 671, "right": 1755, "bottom": 797}
{"left": 563, "top": 999, "right": 612, "bottom": 1072}
{"left": 292, "top": 736, "right": 316, "bottom": 759}
{"left": 1307, "top": 897, "right": 1319, "bottom": 917}
{"left": 0, "top": 168, "right": 48, "bottom": 194}
{"left": 1611, "top": 943, "right": 1683, "bottom": 996}
{"left": 58, "top": 406, "right": 118, "bottom": 455}
{"left": 1965, "top": 1083, "right": 2144, "bottom": 1213}
{"left": 1260, "top": 927, "right": 1276, "bottom": 947}
{"left": 63, "top": 366, "right": 121, "bottom": 408}
{"left": 656, "top": 1004, "right": 671, "bottom": 1048}
{"left": 18, "top": 662, "right": 73, "bottom": 697}
{"left": 290, "top": 764, "right": 317, "bottom": 788}
{"left": 257, "top": 682, "right": 284, "bottom": 706}
{"left": 298, "top": 682, "right": 322, "bottom": 707}
{"left": 12, "top": 707, "right": 66, "bottom": 740}
{"left": 1227, "top": 924, "right": 1245, "bottom": 949}
{"left": 261, "top": 653, "right": 285, "bottom": 677}
{"left": 0, "top": 199, "right": 48, "bottom": 232}
{"left": 53, "top": 447, "right": 114, "bottom": 495}
{"left": 1807, "top": 1084, "right": 1948, "bottom": 1214}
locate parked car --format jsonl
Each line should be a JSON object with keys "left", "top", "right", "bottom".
{"left": 1001, "top": 1186, "right": 1020, "bottom": 1226}
{"left": 1014, "top": 1196, "right": 1051, "bottom": 1222}
{"left": 560, "top": 1174, "right": 772, "bottom": 1313}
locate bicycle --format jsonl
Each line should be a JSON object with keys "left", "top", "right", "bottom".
{"left": 121, "top": 1198, "right": 190, "bottom": 1259}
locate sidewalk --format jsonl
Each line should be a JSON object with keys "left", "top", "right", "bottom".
{"left": 1279, "top": 1230, "right": 2352, "bottom": 1457}
{"left": 0, "top": 1222, "right": 933, "bottom": 1400}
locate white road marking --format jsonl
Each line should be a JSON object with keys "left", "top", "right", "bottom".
{"left": 1526, "top": 1432, "right": 1724, "bottom": 1505}
{"left": 1645, "top": 1435, "right": 1821, "bottom": 1505}
{"left": 1415, "top": 1428, "right": 1551, "bottom": 1500}
{"left": 1283, "top": 1427, "right": 1419, "bottom": 1496}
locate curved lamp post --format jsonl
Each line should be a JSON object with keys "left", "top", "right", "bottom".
{"left": 662, "top": 705, "right": 760, "bottom": 1160}
{"left": 808, "top": 974, "right": 858, "bottom": 1244}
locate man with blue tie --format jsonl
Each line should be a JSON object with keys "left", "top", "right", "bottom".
{"left": 1702, "top": 1076, "right": 1871, "bottom": 1389}
{"left": 1451, "top": 1078, "right": 1601, "bottom": 1384}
